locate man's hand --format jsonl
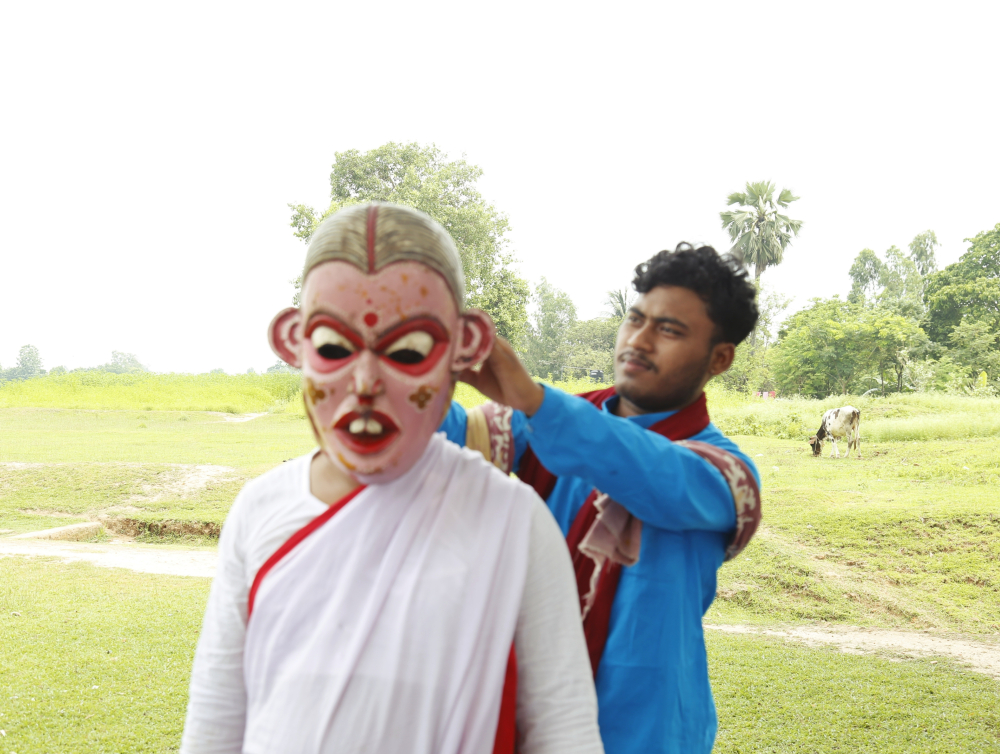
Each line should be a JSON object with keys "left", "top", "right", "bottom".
{"left": 457, "top": 337, "right": 545, "bottom": 416}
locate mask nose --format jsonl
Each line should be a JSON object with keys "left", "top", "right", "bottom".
{"left": 351, "top": 350, "right": 385, "bottom": 404}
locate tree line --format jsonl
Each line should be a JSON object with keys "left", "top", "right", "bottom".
{"left": 290, "top": 149, "right": 997, "bottom": 399}
{"left": 745, "top": 225, "right": 1000, "bottom": 398}
{"left": 11, "top": 145, "right": 994, "bottom": 399}
{"left": 0, "top": 349, "right": 147, "bottom": 382}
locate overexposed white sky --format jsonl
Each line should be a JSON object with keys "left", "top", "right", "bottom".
{"left": 2, "top": 1, "right": 997, "bottom": 373}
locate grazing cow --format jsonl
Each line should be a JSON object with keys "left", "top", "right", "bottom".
{"left": 809, "top": 406, "right": 861, "bottom": 458}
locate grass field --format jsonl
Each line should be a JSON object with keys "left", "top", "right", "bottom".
{"left": 709, "top": 435, "right": 1000, "bottom": 634}
{"left": 0, "top": 558, "right": 208, "bottom": 752}
{"left": 1, "top": 374, "right": 999, "bottom": 752}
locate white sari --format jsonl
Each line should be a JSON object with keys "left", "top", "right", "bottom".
{"left": 241, "top": 433, "right": 534, "bottom": 754}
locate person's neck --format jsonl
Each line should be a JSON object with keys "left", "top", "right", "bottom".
{"left": 310, "top": 450, "right": 361, "bottom": 506}
{"left": 612, "top": 385, "right": 707, "bottom": 419}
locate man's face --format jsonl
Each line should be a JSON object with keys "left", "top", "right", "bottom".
{"left": 614, "top": 285, "right": 729, "bottom": 413}
{"left": 292, "top": 260, "right": 466, "bottom": 483}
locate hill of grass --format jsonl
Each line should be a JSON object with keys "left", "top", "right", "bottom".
{"left": 0, "top": 371, "right": 301, "bottom": 413}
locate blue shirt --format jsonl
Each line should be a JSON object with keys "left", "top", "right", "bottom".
{"left": 439, "top": 385, "right": 760, "bottom": 754}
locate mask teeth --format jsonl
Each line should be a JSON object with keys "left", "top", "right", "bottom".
{"left": 347, "top": 417, "right": 385, "bottom": 435}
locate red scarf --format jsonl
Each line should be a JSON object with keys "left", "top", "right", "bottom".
{"left": 517, "top": 388, "right": 712, "bottom": 674}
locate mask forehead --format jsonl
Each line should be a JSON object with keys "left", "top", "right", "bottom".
{"left": 303, "top": 260, "right": 458, "bottom": 333}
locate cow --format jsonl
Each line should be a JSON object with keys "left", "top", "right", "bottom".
{"left": 809, "top": 406, "right": 861, "bottom": 458}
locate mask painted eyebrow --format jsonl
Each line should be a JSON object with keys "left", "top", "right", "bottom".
{"left": 304, "top": 313, "right": 365, "bottom": 349}
{"left": 373, "top": 316, "right": 449, "bottom": 352}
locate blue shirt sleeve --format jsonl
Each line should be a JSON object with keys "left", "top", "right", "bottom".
{"left": 525, "top": 385, "right": 738, "bottom": 533}
{"left": 437, "top": 400, "right": 531, "bottom": 472}
{"left": 438, "top": 401, "right": 468, "bottom": 446}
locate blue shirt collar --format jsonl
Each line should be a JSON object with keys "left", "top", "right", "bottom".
{"left": 600, "top": 393, "right": 677, "bottom": 429}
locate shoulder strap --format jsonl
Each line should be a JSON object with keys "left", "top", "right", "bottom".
{"left": 465, "top": 402, "right": 516, "bottom": 474}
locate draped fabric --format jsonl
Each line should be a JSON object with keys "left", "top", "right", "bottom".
{"left": 243, "top": 433, "right": 534, "bottom": 754}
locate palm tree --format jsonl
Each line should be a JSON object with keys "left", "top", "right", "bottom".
{"left": 606, "top": 289, "right": 634, "bottom": 320}
{"left": 720, "top": 181, "right": 803, "bottom": 282}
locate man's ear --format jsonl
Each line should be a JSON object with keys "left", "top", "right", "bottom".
{"left": 451, "top": 308, "right": 496, "bottom": 371}
{"left": 709, "top": 342, "right": 736, "bottom": 376}
{"left": 269, "top": 307, "right": 303, "bottom": 368}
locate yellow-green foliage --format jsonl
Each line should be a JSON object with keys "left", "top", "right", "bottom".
{"left": 454, "top": 376, "right": 610, "bottom": 410}
{"left": 0, "top": 372, "right": 302, "bottom": 413}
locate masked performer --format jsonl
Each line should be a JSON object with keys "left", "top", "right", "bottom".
{"left": 443, "top": 244, "right": 763, "bottom": 754}
{"left": 181, "top": 204, "right": 603, "bottom": 754}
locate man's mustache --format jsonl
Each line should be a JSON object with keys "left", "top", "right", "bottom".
{"left": 618, "top": 349, "right": 657, "bottom": 372}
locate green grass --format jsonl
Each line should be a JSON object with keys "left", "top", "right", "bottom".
{"left": 708, "top": 631, "right": 1000, "bottom": 753}
{"left": 0, "top": 408, "right": 315, "bottom": 534}
{"left": 1, "top": 558, "right": 996, "bottom": 754}
{"left": 0, "top": 558, "right": 210, "bottom": 753}
{"left": 2, "top": 378, "right": 999, "bottom": 751}
{"left": 708, "top": 435, "right": 1000, "bottom": 634}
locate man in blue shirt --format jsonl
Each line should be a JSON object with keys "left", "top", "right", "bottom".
{"left": 440, "top": 243, "right": 762, "bottom": 754}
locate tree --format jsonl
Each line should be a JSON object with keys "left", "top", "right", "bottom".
{"left": 908, "top": 230, "right": 939, "bottom": 276}
{"left": 16, "top": 345, "right": 43, "bottom": 380}
{"left": 924, "top": 222, "right": 1000, "bottom": 344}
{"left": 99, "top": 351, "right": 148, "bottom": 374}
{"left": 288, "top": 142, "right": 530, "bottom": 347}
{"left": 2, "top": 345, "right": 44, "bottom": 381}
{"left": 948, "top": 319, "right": 1000, "bottom": 388}
{"left": 720, "top": 285, "right": 791, "bottom": 393}
{"left": 848, "top": 248, "right": 884, "bottom": 305}
{"left": 720, "top": 181, "right": 803, "bottom": 282}
{"left": 848, "top": 246, "right": 924, "bottom": 317}
{"left": 523, "top": 278, "right": 577, "bottom": 379}
{"left": 878, "top": 246, "right": 924, "bottom": 318}
{"left": 773, "top": 298, "right": 923, "bottom": 397}
{"left": 565, "top": 316, "right": 619, "bottom": 378}
{"left": 606, "top": 289, "right": 635, "bottom": 320}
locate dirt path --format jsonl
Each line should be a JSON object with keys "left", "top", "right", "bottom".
{"left": 209, "top": 412, "right": 267, "bottom": 423}
{"left": 4, "top": 534, "right": 998, "bottom": 680}
{"left": 0, "top": 538, "right": 216, "bottom": 578}
{"left": 707, "top": 623, "right": 1000, "bottom": 680}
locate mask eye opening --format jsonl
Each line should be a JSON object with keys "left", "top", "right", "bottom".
{"left": 310, "top": 324, "right": 359, "bottom": 362}
{"left": 383, "top": 330, "right": 435, "bottom": 365}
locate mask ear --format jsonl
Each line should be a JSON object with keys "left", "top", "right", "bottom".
{"left": 269, "top": 307, "right": 303, "bottom": 368}
{"left": 451, "top": 308, "right": 496, "bottom": 371}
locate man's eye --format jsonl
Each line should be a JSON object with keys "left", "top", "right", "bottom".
{"left": 384, "top": 331, "right": 434, "bottom": 365}
{"left": 311, "top": 326, "right": 356, "bottom": 361}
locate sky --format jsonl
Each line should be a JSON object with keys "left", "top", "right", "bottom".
{"left": 1, "top": 0, "right": 997, "bottom": 374}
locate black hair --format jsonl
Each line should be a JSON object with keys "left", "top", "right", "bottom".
{"left": 631, "top": 243, "right": 759, "bottom": 345}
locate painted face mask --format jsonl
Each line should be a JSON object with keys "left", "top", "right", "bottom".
{"left": 269, "top": 204, "right": 495, "bottom": 484}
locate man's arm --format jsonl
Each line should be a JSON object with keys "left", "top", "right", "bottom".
{"left": 460, "top": 340, "right": 738, "bottom": 533}
{"left": 527, "top": 385, "right": 736, "bottom": 532}
{"left": 515, "top": 496, "right": 604, "bottom": 754}
{"left": 180, "top": 501, "right": 250, "bottom": 754}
